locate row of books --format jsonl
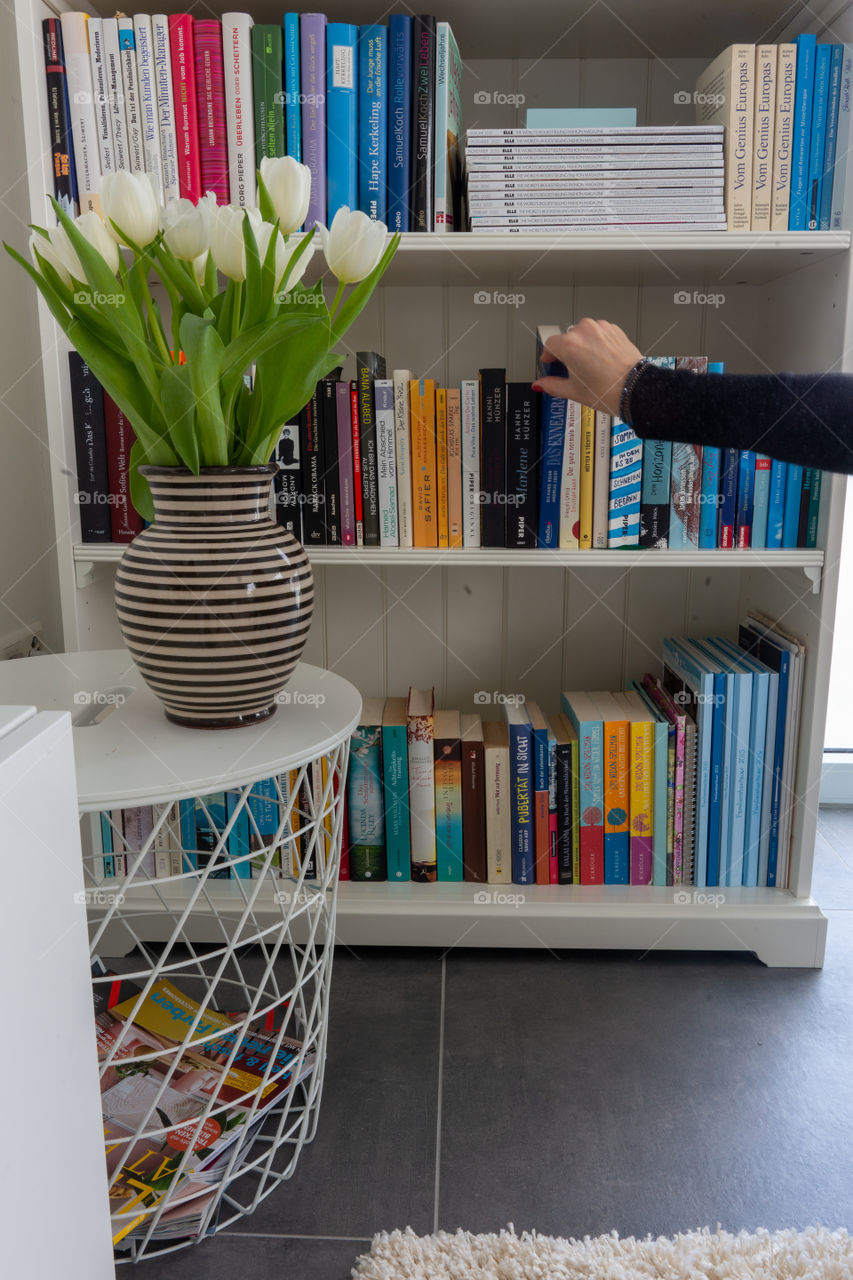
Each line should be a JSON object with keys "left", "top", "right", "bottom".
{"left": 343, "top": 614, "right": 804, "bottom": 890}
{"left": 93, "top": 960, "right": 314, "bottom": 1245}
{"left": 44, "top": 11, "right": 463, "bottom": 231}
{"left": 696, "top": 39, "right": 852, "bottom": 231}
{"left": 464, "top": 125, "right": 727, "bottom": 232}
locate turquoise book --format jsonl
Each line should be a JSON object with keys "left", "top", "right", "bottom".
{"left": 751, "top": 455, "right": 772, "bottom": 548}
{"left": 347, "top": 698, "right": 387, "bottom": 881}
{"left": 630, "top": 679, "right": 672, "bottom": 888}
{"left": 782, "top": 464, "right": 804, "bottom": 546}
{"left": 789, "top": 33, "right": 817, "bottom": 229}
{"left": 283, "top": 13, "right": 302, "bottom": 163}
{"left": 358, "top": 24, "right": 387, "bottom": 222}
{"left": 434, "top": 710, "right": 463, "bottom": 881}
{"left": 684, "top": 641, "right": 739, "bottom": 888}
{"left": 247, "top": 777, "right": 282, "bottom": 875}
{"left": 382, "top": 697, "right": 411, "bottom": 881}
{"left": 326, "top": 23, "right": 358, "bottom": 222}
{"left": 695, "top": 640, "right": 754, "bottom": 888}
{"left": 698, "top": 360, "right": 725, "bottom": 548}
{"left": 806, "top": 44, "right": 831, "bottom": 228}
{"left": 766, "top": 459, "right": 787, "bottom": 547}
{"left": 225, "top": 789, "right": 252, "bottom": 879}
{"left": 818, "top": 45, "right": 843, "bottom": 228}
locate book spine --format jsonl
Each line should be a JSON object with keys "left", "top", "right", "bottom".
{"left": 505, "top": 383, "right": 539, "bottom": 548}
{"left": 819, "top": 45, "right": 843, "bottom": 229}
{"left": 408, "top": 711, "right": 437, "bottom": 881}
{"left": 639, "top": 437, "right": 672, "bottom": 548}
{"left": 393, "top": 370, "right": 414, "bottom": 547}
{"left": 347, "top": 724, "right": 386, "bottom": 881}
{"left": 410, "top": 14, "right": 436, "bottom": 230}
{"left": 193, "top": 21, "right": 230, "bottom": 203}
{"left": 326, "top": 23, "right": 358, "bottom": 222}
{"left": 797, "top": 467, "right": 813, "bottom": 547}
{"left": 831, "top": 45, "right": 853, "bottom": 228}
{"left": 357, "top": 351, "right": 385, "bottom": 547}
{"left": 103, "top": 392, "right": 143, "bottom": 542}
{"left": 410, "top": 378, "right": 438, "bottom": 548}
{"left": 719, "top": 448, "right": 738, "bottom": 547}
{"left": 484, "top": 735, "right": 511, "bottom": 883}
{"left": 382, "top": 723, "right": 411, "bottom": 880}
{"left": 446, "top": 388, "right": 463, "bottom": 547}
{"left": 751, "top": 455, "right": 772, "bottom": 548}
{"left": 335, "top": 382, "right": 356, "bottom": 545}
{"left": 274, "top": 419, "right": 302, "bottom": 539}
{"left": 178, "top": 797, "right": 197, "bottom": 871}
{"left": 375, "top": 379, "right": 399, "bottom": 547}
{"left": 299, "top": 387, "right": 325, "bottom": 545}
{"left": 570, "top": 736, "right": 581, "bottom": 884}
{"left": 782, "top": 463, "right": 804, "bottom": 547}
{"left": 434, "top": 22, "right": 463, "bottom": 230}
{"left": 462, "top": 738, "right": 487, "bottom": 882}
{"left": 151, "top": 14, "right": 180, "bottom": 202}
{"left": 435, "top": 387, "right": 449, "bottom": 548}
{"left": 225, "top": 790, "right": 251, "bottom": 879}
{"left": 558, "top": 400, "right": 581, "bottom": 548}
{"left": 349, "top": 381, "right": 364, "bottom": 545}
{"left": 339, "top": 788, "right": 350, "bottom": 880}
{"left": 133, "top": 16, "right": 163, "bottom": 203}
{"left": 169, "top": 14, "right": 202, "bottom": 200}
{"left": 602, "top": 716, "right": 629, "bottom": 885}
{"left": 321, "top": 379, "right": 341, "bottom": 545}
{"left": 42, "top": 19, "right": 80, "bottom": 215}
{"left": 578, "top": 404, "right": 594, "bottom": 548}
{"left": 121, "top": 806, "right": 156, "bottom": 880}
{"left": 102, "top": 20, "right": 128, "bottom": 173}
{"left": 735, "top": 450, "right": 755, "bottom": 547}
{"left": 636, "top": 679, "right": 668, "bottom": 886}
{"left": 807, "top": 469, "right": 822, "bottom": 548}
{"left": 698, "top": 446, "right": 721, "bottom": 548}
{"left": 556, "top": 741, "right": 573, "bottom": 883}
{"left": 669, "top": 439, "right": 704, "bottom": 550}
{"left": 221, "top": 12, "right": 257, "bottom": 207}
{"left": 387, "top": 14, "right": 412, "bottom": 231}
{"left": 789, "top": 33, "right": 817, "bottom": 230}
{"left": 358, "top": 25, "right": 387, "bottom": 222}
{"left": 807, "top": 43, "right": 831, "bottom": 229}
{"left": 68, "top": 353, "right": 111, "bottom": 542}
{"left": 608, "top": 418, "right": 642, "bottom": 548}
{"left": 531, "top": 724, "right": 549, "bottom": 885}
{"left": 301, "top": 12, "right": 327, "bottom": 230}
{"left": 562, "top": 699, "right": 604, "bottom": 884}
{"left": 479, "top": 369, "right": 506, "bottom": 547}
{"left": 549, "top": 733, "right": 559, "bottom": 885}
{"left": 153, "top": 801, "right": 181, "bottom": 877}
{"left": 672, "top": 708, "right": 686, "bottom": 884}
{"left": 252, "top": 25, "right": 285, "bottom": 165}
{"left": 535, "top": 362, "right": 567, "bottom": 547}
{"left": 766, "top": 460, "right": 787, "bottom": 547}
{"left": 508, "top": 721, "right": 534, "bottom": 885}
{"left": 87, "top": 18, "right": 115, "bottom": 175}
{"left": 771, "top": 44, "right": 797, "bottom": 229}
{"left": 751, "top": 45, "right": 777, "bottom": 230}
{"left": 117, "top": 20, "right": 145, "bottom": 175}
{"left": 59, "top": 12, "right": 101, "bottom": 213}
{"left": 435, "top": 731, "right": 463, "bottom": 881}
{"left": 629, "top": 719, "right": 654, "bottom": 885}
{"left": 283, "top": 13, "right": 302, "bottom": 162}
{"left": 461, "top": 379, "right": 481, "bottom": 547}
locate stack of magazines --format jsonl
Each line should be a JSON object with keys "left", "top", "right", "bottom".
{"left": 464, "top": 125, "right": 727, "bottom": 231}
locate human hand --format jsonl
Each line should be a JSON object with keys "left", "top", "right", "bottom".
{"left": 532, "top": 318, "right": 644, "bottom": 416}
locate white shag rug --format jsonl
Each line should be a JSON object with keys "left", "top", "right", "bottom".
{"left": 351, "top": 1224, "right": 853, "bottom": 1279}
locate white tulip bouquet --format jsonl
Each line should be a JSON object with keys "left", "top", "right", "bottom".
{"left": 6, "top": 157, "right": 400, "bottom": 520}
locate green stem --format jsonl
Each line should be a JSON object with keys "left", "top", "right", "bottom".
{"left": 232, "top": 279, "right": 243, "bottom": 343}
{"left": 134, "top": 257, "right": 173, "bottom": 365}
{"left": 329, "top": 279, "right": 346, "bottom": 320}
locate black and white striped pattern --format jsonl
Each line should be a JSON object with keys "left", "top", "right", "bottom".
{"left": 115, "top": 467, "right": 314, "bottom": 728}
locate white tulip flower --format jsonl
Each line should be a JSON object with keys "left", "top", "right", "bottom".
{"left": 314, "top": 207, "right": 388, "bottom": 284}
{"left": 160, "top": 193, "right": 216, "bottom": 261}
{"left": 100, "top": 170, "right": 160, "bottom": 247}
{"left": 29, "top": 229, "right": 74, "bottom": 286}
{"left": 254, "top": 220, "right": 289, "bottom": 288}
{"left": 33, "top": 211, "right": 120, "bottom": 286}
{"left": 259, "top": 156, "right": 311, "bottom": 234}
{"left": 277, "top": 238, "right": 316, "bottom": 297}
{"left": 74, "top": 211, "right": 121, "bottom": 274}
{"left": 208, "top": 204, "right": 262, "bottom": 282}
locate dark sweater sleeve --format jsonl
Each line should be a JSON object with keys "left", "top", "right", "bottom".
{"left": 628, "top": 362, "right": 853, "bottom": 475}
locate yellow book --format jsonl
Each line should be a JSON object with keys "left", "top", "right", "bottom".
{"left": 592, "top": 692, "right": 629, "bottom": 884}
{"left": 578, "top": 404, "right": 595, "bottom": 549}
{"left": 435, "top": 387, "right": 449, "bottom": 548}
{"left": 409, "top": 378, "right": 438, "bottom": 548}
{"left": 617, "top": 690, "right": 655, "bottom": 887}
{"left": 446, "top": 387, "right": 463, "bottom": 546}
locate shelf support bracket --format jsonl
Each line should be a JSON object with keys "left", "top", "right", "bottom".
{"left": 75, "top": 559, "right": 95, "bottom": 590}
{"left": 803, "top": 565, "right": 821, "bottom": 595}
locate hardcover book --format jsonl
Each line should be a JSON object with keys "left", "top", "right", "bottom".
{"left": 68, "top": 353, "right": 111, "bottom": 542}
{"left": 221, "top": 12, "right": 257, "bottom": 206}
{"left": 358, "top": 25, "right": 388, "bottom": 222}
{"left": 751, "top": 44, "right": 777, "bottom": 231}
{"left": 192, "top": 21, "right": 229, "bottom": 202}
{"left": 410, "top": 14, "right": 436, "bottom": 230}
{"left": 505, "top": 383, "right": 540, "bottom": 548}
{"left": 407, "top": 687, "right": 437, "bottom": 881}
{"left": 503, "top": 700, "right": 534, "bottom": 885}
{"left": 410, "top": 377, "right": 438, "bottom": 548}
{"left": 478, "top": 368, "right": 506, "bottom": 547}
{"left": 382, "top": 697, "right": 411, "bottom": 881}
{"left": 694, "top": 43, "right": 755, "bottom": 229}
{"left": 301, "top": 12, "right": 327, "bottom": 229}
{"left": 357, "top": 351, "right": 387, "bottom": 546}
{"left": 387, "top": 14, "right": 412, "bottom": 231}
{"left": 42, "top": 18, "right": 80, "bottom": 215}
{"left": 252, "top": 24, "right": 285, "bottom": 165}
{"left": 482, "top": 720, "right": 511, "bottom": 883}
{"left": 347, "top": 698, "right": 387, "bottom": 881}
{"left": 326, "top": 23, "right": 358, "bottom": 221}
{"left": 460, "top": 715, "right": 487, "bottom": 882}
{"left": 434, "top": 21, "right": 463, "bottom": 230}
{"left": 434, "top": 709, "right": 463, "bottom": 881}
{"left": 771, "top": 43, "right": 797, "bottom": 229}
{"left": 169, "top": 13, "right": 202, "bottom": 200}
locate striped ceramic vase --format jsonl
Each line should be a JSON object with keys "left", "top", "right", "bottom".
{"left": 114, "top": 465, "right": 314, "bottom": 728}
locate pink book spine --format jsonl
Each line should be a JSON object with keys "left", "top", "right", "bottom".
{"left": 672, "top": 717, "right": 686, "bottom": 884}
{"left": 193, "top": 20, "right": 230, "bottom": 204}
{"left": 548, "top": 811, "right": 559, "bottom": 883}
{"left": 169, "top": 15, "right": 202, "bottom": 201}
{"left": 336, "top": 382, "right": 356, "bottom": 546}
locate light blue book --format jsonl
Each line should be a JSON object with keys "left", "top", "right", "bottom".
{"left": 387, "top": 14, "right": 412, "bottom": 232}
{"left": 661, "top": 638, "right": 717, "bottom": 888}
{"left": 819, "top": 45, "right": 844, "bottom": 228}
{"left": 283, "top": 13, "right": 302, "bottom": 163}
{"left": 712, "top": 637, "right": 774, "bottom": 888}
{"left": 535, "top": 327, "right": 568, "bottom": 548}
{"left": 326, "top": 23, "right": 358, "bottom": 222}
{"left": 830, "top": 45, "right": 853, "bottom": 228}
{"left": 806, "top": 44, "right": 832, "bottom": 228}
{"left": 700, "top": 640, "right": 759, "bottom": 888}
{"left": 782, "top": 463, "right": 804, "bottom": 547}
{"left": 640, "top": 355, "right": 675, "bottom": 548}
{"left": 99, "top": 813, "right": 115, "bottom": 878}
{"left": 525, "top": 107, "right": 637, "bottom": 128}
{"left": 698, "top": 360, "right": 725, "bottom": 548}
{"left": 381, "top": 701, "right": 411, "bottom": 881}
{"left": 629, "top": 680, "right": 670, "bottom": 888}
{"left": 751, "top": 455, "right": 771, "bottom": 548}
{"left": 608, "top": 418, "right": 643, "bottom": 547}
{"left": 738, "top": 623, "right": 791, "bottom": 887}
{"left": 179, "top": 798, "right": 197, "bottom": 872}
{"left": 766, "top": 460, "right": 787, "bottom": 547}
{"left": 789, "top": 33, "right": 817, "bottom": 229}
{"left": 247, "top": 777, "right": 285, "bottom": 875}
{"left": 358, "top": 24, "right": 387, "bottom": 222}
{"left": 226, "top": 790, "right": 252, "bottom": 879}
{"left": 684, "top": 641, "right": 736, "bottom": 888}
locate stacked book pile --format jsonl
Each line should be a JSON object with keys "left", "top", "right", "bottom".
{"left": 463, "top": 125, "right": 726, "bottom": 231}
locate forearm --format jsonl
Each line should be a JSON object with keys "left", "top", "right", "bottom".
{"left": 628, "top": 363, "right": 853, "bottom": 474}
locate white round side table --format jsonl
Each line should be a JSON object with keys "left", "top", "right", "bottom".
{"left": 0, "top": 650, "right": 360, "bottom": 1263}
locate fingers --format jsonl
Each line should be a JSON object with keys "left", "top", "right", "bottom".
{"left": 531, "top": 375, "right": 574, "bottom": 399}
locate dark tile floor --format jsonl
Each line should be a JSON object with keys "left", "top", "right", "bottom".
{"left": 131, "top": 807, "right": 853, "bottom": 1279}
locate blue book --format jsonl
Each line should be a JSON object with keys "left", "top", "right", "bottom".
{"left": 629, "top": 680, "right": 670, "bottom": 888}
{"left": 831, "top": 45, "right": 853, "bottom": 228}
{"left": 326, "top": 23, "right": 358, "bottom": 222}
{"left": 561, "top": 691, "right": 605, "bottom": 884}
{"left": 226, "top": 790, "right": 252, "bottom": 879}
{"left": 735, "top": 450, "right": 755, "bottom": 547}
{"left": 789, "top": 33, "right": 817, "bottom": 229}
{"left": 504, "top": 702, "right": 535, "bottom": 885}
{"left": 738, "top": 624, "right": 790, "bottom": 887}
{"left": 782, "top": 463, "right": 804, "bottom": 546}
{"left": 766, "top": 460, "right": 787, "bottom": 547}
{"left": 807, "top": 44, "right": 832, "bottom": 228}
{"left": 698, "top": 361, "right": 726, "bottom": 548}
{"left": 819, "top": 45, "right": 844, "bottom": 228}
{"left": 247, "top": 777, "right": 283, "bottom": 875}
{"left": 535, "top": 326, "right": 568, "bottom": 548}
{"left": 99, "top": 813, "right": 115, "bottom": 878}
{"left": 283, "top": 13, "right": 302, "bottom": 163}
{"left": 751, "top": 455, "right": 771, "bottom": 548}
{"left": 719, "top": 449, "right": 739, "bottom": 548}
{"left": 179, "top": 798, "right": 197, "bottom": 871}
{"left": 382, "top": 698, "right": 411, "bottom": 881}
{"left": 594, "top": 692, "right": 629, "bottom": 885}
{"left": 641, "top": 355, "right": 675, "bottom": 548}
{"left": 358, "top": 24, "right": 387, "bottom": 222}
{"left": 387, "top": 14, "right": 412, "bottom": 233}
{"left": 680, "top": 641, "right": 728, "bottom": 887}
{"left": 608, "top": 417, "right": 643, "bottom": 547}
{"left": 660, "top": 638, "right": 717, "bottom": 888}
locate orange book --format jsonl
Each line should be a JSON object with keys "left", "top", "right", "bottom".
{"left": 446, "top": 387, "right": 463, "bottom": 547}
{"left": 526, "top": 701, "right": 551, "bottom": 886}
{"left": 409, "top": 378, "right": 438, "bottom": 548}
{"left": 593, "top": 692, "right": 630, "bottom": 885}
{"left": 435, "top": 387, "right": 449, "bottom": 548}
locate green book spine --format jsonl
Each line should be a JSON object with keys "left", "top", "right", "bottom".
{"left": 347, "top": 723, "right": 386, "bottom": 881}
{"left": 382, "top": 723, "right": 411, "bottom": 881}
{"left": 252, "top": 25, "right": 285, "bottom": 164}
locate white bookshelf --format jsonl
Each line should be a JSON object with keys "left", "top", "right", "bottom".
{"left": 14, "top": 0, "right": 852, "bottom": 966}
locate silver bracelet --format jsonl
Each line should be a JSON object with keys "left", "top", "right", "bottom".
{"left": 619, "top": 358, "right": 650, "bottom": 424}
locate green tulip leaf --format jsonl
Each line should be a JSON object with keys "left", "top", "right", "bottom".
{"left": 160, "top": 362, "right": 200, "bottom": 472}
{"left": 257, "top": 169, "right": 277, "bottom": 225}
{"left": 128, "top": 438, "right": 155, "bottom": 522}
